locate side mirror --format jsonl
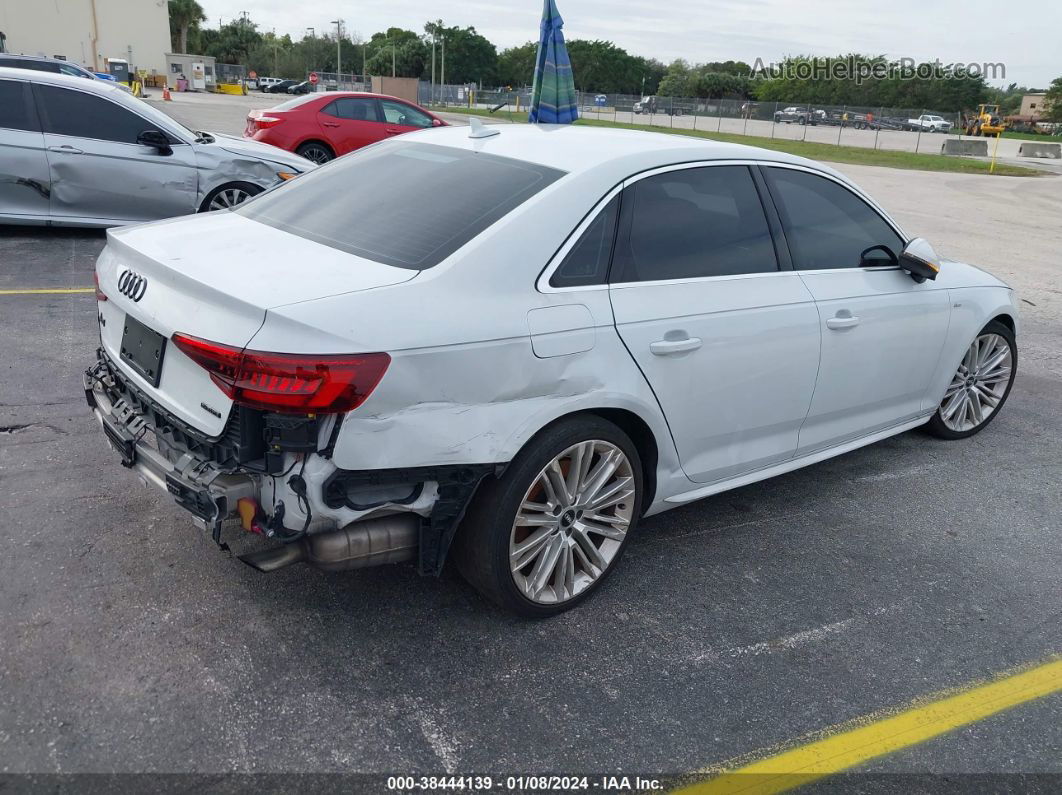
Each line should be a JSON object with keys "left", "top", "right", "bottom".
{"left": 432, "top": 118, "right": 444, "bottom": 127}
{"left": 898, "top": 237, "right": 941, "bottom": 283}
{"left": 860, "top": 244, "right": 898, "bottom": 268}
{"left": 137, "top": 129, "right": 172, "bottom": 155}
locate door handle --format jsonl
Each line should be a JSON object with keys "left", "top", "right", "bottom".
{"left": 48, "top": 145, "right": 84, "bottom": 154}
{"left": 384, "top": 127, "right": 403, "bottom": 135}
{"left": 826, "top": 314, "right": 861, "bottom": 330}
{"left": 322, "top": 121, "right": 340, "bottom": 127}
{"left": 650, "top": 337, "right": 703, "bottom": 355}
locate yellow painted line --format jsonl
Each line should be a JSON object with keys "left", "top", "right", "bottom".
{"left": 676, "top": 657, "right": 1062, "bottom": 795}
{"left": 0, "top": 287, "right": 94, "bottom": 295}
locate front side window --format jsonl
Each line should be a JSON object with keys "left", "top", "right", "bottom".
{"left": 550, "top": 196, "right": 620, "bottom": 288}
{"left": 238, "top": 142, "right": 565, "bottom": 270}
{"left": 380, "top": 99, "right": 433, "bottom": 128}
{"left": 766, "top": 167, "right": 904, "bottom": 270}
{"left": 0, "top": 79, "right": 37, "bottom": 132}
{"left": 612, "top": 165, "right": 778, "bottom": 283}
{"left": 34, "top": 84, "right": 150, "bottom": 144}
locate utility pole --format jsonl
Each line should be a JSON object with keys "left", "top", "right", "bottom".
{"left": 272, "top": 27, "right": 278, "bottom": 76}
{"left": 306, "top": 27, "right": 315, "bottom": 74}
{"left": 441, "top": 36, "right": 445, "bottom": 96}
{"left": 331, "top": 19, "right": 343, "bottom": 85}
{"left": 431, "top": 32, "right": 436, "bottom": 102}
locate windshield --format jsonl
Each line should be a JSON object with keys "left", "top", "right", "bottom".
{"left": 237, "top": 141, "right": 565, "bottom": 270}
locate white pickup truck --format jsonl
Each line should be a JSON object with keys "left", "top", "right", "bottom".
{"left": 906, "top": 114, "right": 951, "bottom": 133}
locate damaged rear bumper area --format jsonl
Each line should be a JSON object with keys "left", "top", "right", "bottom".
{"left": 84, "top": 351, "right": 496, "bottom": 575}
{"left": 84, "top": 354, "right": 256, "bottom": 544}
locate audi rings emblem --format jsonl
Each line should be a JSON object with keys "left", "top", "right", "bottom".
{"left": 117, "top": 269, "right": 148, "bottom": 302}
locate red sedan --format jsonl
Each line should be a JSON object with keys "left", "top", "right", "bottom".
{"left": 244, "top": 92, "right": 448, "bottom": 164}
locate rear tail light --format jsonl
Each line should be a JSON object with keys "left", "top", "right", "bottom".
{"left": 171, "top": 333, "right": 390, "bottom": 414}
{"left": 94, "top": 271, "right": 108, "bottom": 301}
{"left": 254, "top": 115, "right": 284, "bottom": 129}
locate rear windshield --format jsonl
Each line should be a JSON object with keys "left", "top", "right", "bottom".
{"left": 237, "top": 141, "right": 565, "bottom": 270}
{"left": 271, "top": 93, "right": 319, "bottom": 111}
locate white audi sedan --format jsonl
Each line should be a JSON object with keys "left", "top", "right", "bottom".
{"left": 86, "top": 124, "right": 1018, "bottom": 616}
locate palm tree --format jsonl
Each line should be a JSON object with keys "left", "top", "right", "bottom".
{"left": 168, "top": 0, "right": 206, "bottom": 54}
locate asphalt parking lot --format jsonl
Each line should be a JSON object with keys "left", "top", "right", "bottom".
{"left": 1, "top": 94, "right": 1060, "bottom": 784}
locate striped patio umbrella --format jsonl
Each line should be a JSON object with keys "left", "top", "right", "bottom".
{"left": 528, "top": 0, "right": 579, "bottom": 124}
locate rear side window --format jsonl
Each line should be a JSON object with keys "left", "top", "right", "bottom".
{"left": 550, "top": 196, "right": 620, "bottom": 288}
{"left": 765, "top": 167, "right": 904, "bottom": 270}
{"left": 322, "top": 98, "right": 380, "bottom": 122}
{"left": 612, "top": 165, "right": 778, "bottom": 282}
{"left": 34, "top": 84, "right": 149, "bottom": 144}
{"left": 0, "top": 58, "right": 57, "bottom": 73}
{"left": 238, "top": 142, "right": 565, "bottom": 270}
{"left": 0, "top": 80, "right": 38, "bottom": 132}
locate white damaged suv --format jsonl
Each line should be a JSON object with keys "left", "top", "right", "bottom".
{"left": 87, "top": 124, "right": 1018, "bottom": 616}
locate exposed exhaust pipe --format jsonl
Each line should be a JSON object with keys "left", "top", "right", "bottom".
{"left": 240, "top": 513, "right": 419, "bottom": 573}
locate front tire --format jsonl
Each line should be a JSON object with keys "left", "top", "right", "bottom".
{"left": 198, "top": 181, "right": 263, "bottom": 213}
{"left": 452, "top": 416, "right": 643, "bottom": 617}
{"left": 925, "top": 320, "right": 1016, "bottom": 439}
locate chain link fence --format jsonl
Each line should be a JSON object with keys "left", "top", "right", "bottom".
{"left": 421, "top": 85, "right": 979, "bottom": 156}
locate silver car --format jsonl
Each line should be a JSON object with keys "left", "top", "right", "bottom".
{"left": 0, "top": 67, "right": 314, "bottom": 227}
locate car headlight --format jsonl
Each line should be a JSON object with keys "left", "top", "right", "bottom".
{"left": 276, "top": 171, "right": 299, "bottom": 181}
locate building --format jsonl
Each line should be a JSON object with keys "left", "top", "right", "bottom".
{"left": 0, "top": 0, "right": 171, "bottom": 79}
{"left": 165, "top": 52, "right": 217, "bottom": 91}
{"left": 1020, "top": 93, "right": 1049, "bottom": 120}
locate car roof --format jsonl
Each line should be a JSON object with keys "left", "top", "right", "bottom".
{"left": 412, "top": 122, "right": 846, "bottom": 183}
{"left": 0, "top": 65, "right": 116, "bottom": 93}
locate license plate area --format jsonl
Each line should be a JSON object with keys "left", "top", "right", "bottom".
{"left": 120, "top": 314, "right": 166, "bottom": 387}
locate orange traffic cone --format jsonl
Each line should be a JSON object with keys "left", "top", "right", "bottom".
{"left": 162, "top": 85, "right": 172, "bottom": 101}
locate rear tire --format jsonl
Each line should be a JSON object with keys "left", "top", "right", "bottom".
{"left": 296, "top": 141, "right": 335, "bottom": 164}
{"left": 452, "top": 416, "right": 643, "bottom": 618}
{"left": 925, "top": 320, "right": 1016, "bottom": 440}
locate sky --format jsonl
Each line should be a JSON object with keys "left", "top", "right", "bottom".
{"left": 201, "top": 0, "right": 1060, "bottom": 88}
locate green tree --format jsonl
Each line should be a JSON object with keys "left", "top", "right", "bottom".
{"left": 1043, "top": 77, "right": 1062, "bottom": 122}
{"left": 364, "top": 28, "right": 428, "bottom": 78}
{"left": 204, "top": 17, "right": 262, "bottom": 65}
{"left": 497, "top": 42, "right": 537, "bottom": 88}
{"left": 566, "top": 40, "right": 648, "bottom": 94}
{"left": 423, "top": 24, "right": 497, "bottom": 86}
{"left": 168, "top": 0, "right": 206, "bottom": 54}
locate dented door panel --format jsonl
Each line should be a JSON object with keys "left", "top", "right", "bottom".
{"left": 44, "top": 135, "right": 198, "bottom": 223}
{"left": 0, "top": 128, "right": 51, "bottom": 220}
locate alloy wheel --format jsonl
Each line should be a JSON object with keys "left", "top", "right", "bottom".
{"left": 300, "top": 145, "right": 333, "bottom": 164}
{"left": 208, "top": 187, "right": 253, "bottom": 210}
{"left": 509, "top": 440, "right": 636, "bottom": 605}
{"left": 939, "top": 333, "right": 1013, "bottom": 432}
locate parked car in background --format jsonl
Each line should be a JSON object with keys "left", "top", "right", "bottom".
{"left": 257, "top": 77, "right": 286, "bottom": 92}
{"left": 0, "top": 68, "right": 313, "bottom": 226}
{"left": 287, "top": 81, "right": 314, "bottom": 95}
{"left": 266, "top": 79, "right": 298, "bottom": 94}
{"left": 774, "top": 106, "right": 826, "bottom": 125}
{"left": 906, "top": 114, "right": 952, "bottom": 133}
{"left": 633, "top": 95, "right": 682, "bottom": 116}
{"left": 244, "top": 92, "right": 447, "bottom": 163}
{"left": 86, "top": 125, "right": 1017, "bottom": 616}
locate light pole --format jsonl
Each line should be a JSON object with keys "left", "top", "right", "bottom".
{"left": 306, "top": 27, "right": 315, "bottom": 75}
{"left": 331, "top": 19, "right": 343, "bottom": 85}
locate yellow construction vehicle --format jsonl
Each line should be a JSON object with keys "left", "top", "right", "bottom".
{"left": 964, "top": 104, "right": 1007, "bottom": 136}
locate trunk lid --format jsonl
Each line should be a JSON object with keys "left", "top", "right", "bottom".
{"left": 96, "top": 211, "right": 417, "bottom": 436}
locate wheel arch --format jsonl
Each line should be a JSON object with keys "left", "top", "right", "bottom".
{"left": 515, "top": 407, "right": 661, "bottom": 513}
{"left": 295, "top": 138, "right": 335, "bottom": 156}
